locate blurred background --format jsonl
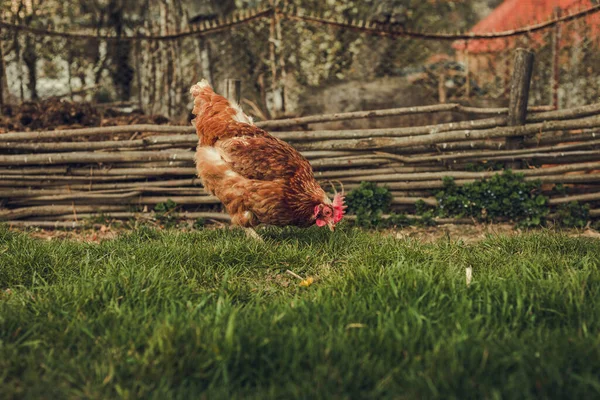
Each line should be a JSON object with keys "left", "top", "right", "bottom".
{"left": 0, "top": 0, "right": 599, "bottom": 128}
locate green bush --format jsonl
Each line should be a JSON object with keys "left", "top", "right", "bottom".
{"left": 435, "top": 171, "right": 548, "bottom": 227}
{"left": 555, "top": 201, "right": 590, "bottom": 229}
{"left": 464, "top": 161, "right": 505, "bottom": 172}
{"left": 154, "top": 199, "right": 179, "bottom": 228}
{"left": 193, "top": 217, "right": 207, "bottom": 230}
{"left": 345, "top": 182, "right": 392, "bottom": 228}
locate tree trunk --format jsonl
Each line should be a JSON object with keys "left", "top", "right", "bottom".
{"left": 108, "top": 0, "right": 133, "bottom": 101}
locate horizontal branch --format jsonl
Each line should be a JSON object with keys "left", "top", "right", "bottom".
{"left": 0, "top": 174, "right": 148, "bottom": 182}
{"left": 101, "top": 161, "right": 192, "bottom": 168}
{"left": 65, "top": 179, "right": 204, "bottom": 191}
{"left": 12, "top": 196, "right": 221, "bottom": 207}
{"left": 8, "top": 191, "right": 144, "bottom": 204}
{"left": 259, "top": 104, "right": 456, "bottom": 129}
{"left": 549, "top": 192, "right": 600, "bottom": 205}
{"left": 342, "top": 173, "right": 600, "bottom": 191}
{"left": 314, "top": 166, "right": 446, "bottom": 180}
{"left": 527, "top": 103, "right": 600, "bottom": 123}
{"left": 257, "top": 104, "right": 520, "bottom": 129}
{"left": 0, "top": 166, "right": 68, "bottom": 174}
{"left": 0, "top": 138, "right": 184, "bottom": 152}
{"left": 294, "top": 115, "right": 600, "bottom": 151}
{"left": 380, "top": 139, "right": 600, "bottom": 164}
{"left": 1, "top": 125, "right": 194, "bottom": 141}
{"left": 68, "top": 167, "right": 196, "bottom": 177}
{"left": 1, "top": 186, "right": 211, "bottom": 199}
{"left": 341, "top": 162, "right": 600, "bottom": 182}
{"left": 525, "top": 132, "right": 600, "bottom": 146}
{"left": 276, "top": 117, "right": 507, "bottom": 142}
{"left": 0, "top": 205, "right": 128, "bottom": 221}
{"left": 50, "top": 211, "right": 232, "bottom": 222}
{"left": 480, "top": 150, "right": 600, "bottom": 163}
{"left": 0, "top": 150, "right": 193, "bottom": 166}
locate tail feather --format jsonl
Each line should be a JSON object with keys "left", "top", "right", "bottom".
{"left": 189, "top": 80, "right": 253, "bottom": 124}
{"left": 189, "top": 80, "right": 255, "bottom": 145}
{"left": 190, "top": 79, "right": 214, "bottom": 116}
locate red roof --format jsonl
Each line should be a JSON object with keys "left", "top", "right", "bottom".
{"left": 454, "top": 0, "right": 600, "bottom": 54}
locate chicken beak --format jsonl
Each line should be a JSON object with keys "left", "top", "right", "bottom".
{"left": 328, "top": 221, "right": 335, "bottom": 232}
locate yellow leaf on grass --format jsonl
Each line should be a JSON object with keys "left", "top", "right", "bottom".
{"left": 299, "top": 277, "right": 314, "bottom": 287}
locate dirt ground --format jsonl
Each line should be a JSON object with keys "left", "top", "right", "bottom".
{"left": 391, "top": 223, "right": 600, "bottom": 243}
{"left": 10, "top": 223, "right": 600, "bottom": 244}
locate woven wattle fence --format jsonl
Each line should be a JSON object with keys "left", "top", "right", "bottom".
{"left": 1, "top": 97, "right": 600, "bottom": 228}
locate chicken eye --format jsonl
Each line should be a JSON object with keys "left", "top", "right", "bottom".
{"left": 323, "top": 208, "right": 332, "bottom": 217}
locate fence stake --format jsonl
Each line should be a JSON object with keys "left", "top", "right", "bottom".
{"left": 465, "top": 46, "right": 470, "bottom": 100}
{"left": 225, "top": 79, "right": 241, "bottom": 104}
{"left": 505, "top": 48, "right": 535, "bottom": 170}
{"left": 0, "top": 30, "right": 4, "bottom": 107}
{"left": 438, "top": 70, "right": 447, "bottom": 103}
{"left": 268, "top": 0, "right": 279, "bottom": 117}
{"left": 551, "top": 7, "right": 561, "bottom": 110}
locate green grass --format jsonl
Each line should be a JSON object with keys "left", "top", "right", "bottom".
{"left": 1, "top": 226, "right": 600, "bottom": 399}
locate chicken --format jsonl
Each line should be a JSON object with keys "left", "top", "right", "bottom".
{"left": 190, "top": 80, "right": 345, "bottom": 238}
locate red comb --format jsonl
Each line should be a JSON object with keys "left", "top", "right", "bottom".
{"left": 332, "top": 193, "right": 346, "bottom": 223}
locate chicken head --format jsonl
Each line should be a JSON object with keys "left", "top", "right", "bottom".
{"left": 314, "top": 193, "right": 346, "bottom": 231}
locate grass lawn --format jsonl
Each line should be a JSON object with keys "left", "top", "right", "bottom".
{"left": 1, "top": 225, "right": 600, "bottom": 399}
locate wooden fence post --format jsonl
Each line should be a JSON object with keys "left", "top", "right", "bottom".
{"left": 0, "top": 29, "right": 5, "bottom": 107}
{"left": 551, "top": 7, "right": 561, "bottom": 110}
{"left": 464, "top": 46, "right": 471, "bottom": 100}
{"left": 225, "top": 79, "right": 241, "bottom": 104}
{"left": 505, "top": 48, "right": 535, "bottom": 170}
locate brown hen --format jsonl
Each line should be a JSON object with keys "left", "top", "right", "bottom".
{"left": 190, "top": 80, "right": 345, "bottom": 238}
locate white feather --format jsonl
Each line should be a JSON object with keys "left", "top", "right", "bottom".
{"left": 229, "top": 101, "right": 254, "bottom": 125}
{"left": 196, "top": 147, "right": 224, "bottom": 165}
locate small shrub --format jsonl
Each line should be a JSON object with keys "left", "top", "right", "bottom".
{"left": 552, "top": 183, "right": 568, "bottom": 195}
{"left": 154, "top": 199, "right": 179, "bottom": 228}
{"left": 414, "top": 200, "right": 437, "bottom": 227}
{"left": 555, "top": 201, "right": 590, "bottom": 229}
{"left": 464, "top": 161, "right": 504, "bottom": 172}
{"left": 84, "top": 213, "right": 111, "bottom": 227}
{"left": 380, "top": 213, "right": 412, "bottom": 229}
{"left": 193, "top": 218, "right": 206, "bottom": 230}
{"left": 345, "top": 182, "right": 392, "bottom": 228}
